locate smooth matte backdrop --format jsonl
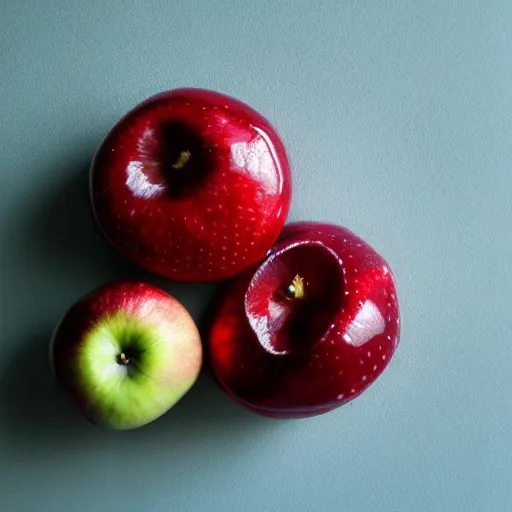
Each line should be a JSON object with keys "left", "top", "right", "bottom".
{"left": 1, "top": 1, "right": 511, "bottom": 511}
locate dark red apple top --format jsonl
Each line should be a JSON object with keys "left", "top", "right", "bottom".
{"left": 208, "top": 222, "right": 400, "bottom": 418}
{"left": 90, "top": 88, "right": 292, "bottom": 282}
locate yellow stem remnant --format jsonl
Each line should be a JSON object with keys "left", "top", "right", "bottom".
{"left": 171, "top": 150, "right": 191, "bottom": 169}
{"left": 285, "top": 274, "right": 306, "bottom": 300}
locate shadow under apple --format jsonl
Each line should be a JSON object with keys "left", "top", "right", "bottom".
{"left": 0, "top": 148, "right": 279, "bottom": 459}
{"left": 0, "top": 334, "right": 274, "bottom": 460}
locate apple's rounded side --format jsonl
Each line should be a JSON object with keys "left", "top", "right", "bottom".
{"left": 49, "top": 281, "right": 203, "bottom": 429}
{"left": 207, "top": 222, "right": 401, "bottom": 419}
{"left": 89, "top": 87, "right": 292, "bottom": 282}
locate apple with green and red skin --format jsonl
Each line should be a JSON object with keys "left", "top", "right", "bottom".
{"left": 49, "top": 281, "right": 202, "bottom": 429}
{"left": 90, "top": 87, "right": 292, "bottom": 282}
{"left": 207, "top": 222, "right": 400, "bottom": 418}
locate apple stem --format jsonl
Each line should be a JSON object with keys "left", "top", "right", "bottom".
{"left": 171, "top": 150, "right": 191, "bottom": 169}
{"left": 284, "top": 274, "right": 306, "bottom": 300}
{"left": 118, "top": 352, "right": 130, "bottom": 365}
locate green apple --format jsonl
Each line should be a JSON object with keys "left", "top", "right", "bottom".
{"left": 49, "top": 281, "right": 202, "bottom": 429}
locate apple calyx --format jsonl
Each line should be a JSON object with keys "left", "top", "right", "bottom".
{"left": 171, "top": 150, "right": 192, "bottom": 169}
{"left": 284, "top": 274, "right": 306, "bottom": 300}
{"left": 117, "top": 352, "right": 131, "bottom": 365}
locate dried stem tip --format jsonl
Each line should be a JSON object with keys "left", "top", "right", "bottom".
{"left": 285, "top": 274, "right": 306, "bottom": 300}
{"left": 171, "top": 150, "right": 191, "bottom": 169}
{"left": 118, "top": 352, "right": 130, "bottom": 365}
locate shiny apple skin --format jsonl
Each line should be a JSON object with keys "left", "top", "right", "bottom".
{"left": 49, "top": 281, "right": 202, "bottom": 429}
{"left": 90, "top": 88, "right": 292, "bottom": 282}
{"left": 207, "top": 222, "right": 400, "bottom": 418}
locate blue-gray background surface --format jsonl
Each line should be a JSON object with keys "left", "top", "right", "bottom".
{"left": 1, "top": 1, "right": 511, "bottom": 511}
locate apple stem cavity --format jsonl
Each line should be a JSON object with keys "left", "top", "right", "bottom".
{"left": 117, "top": 352, "right": 131, "bottom": 365}
{"left": 171, "top": 150, "right": 191, "bottom": 169}
{"left": 284, "top": 274, "right": 306, "bottom": 300}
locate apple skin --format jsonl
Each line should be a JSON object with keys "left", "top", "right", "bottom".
{"left": 206, "top": 222, "right": 400, "bottom": 418}
{"left": 90, "top": 87, "right": 292, "bottom": 282}
{"left": 49, "top": 281, "right": 202, "bottom": 429}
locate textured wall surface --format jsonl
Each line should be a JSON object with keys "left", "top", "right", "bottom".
{"left": 1, "top": 1, "right": 511, "bottom": 511}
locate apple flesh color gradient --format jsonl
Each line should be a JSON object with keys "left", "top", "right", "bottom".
{"left": 50, "top": 282, "right": 202, "bottom": 430}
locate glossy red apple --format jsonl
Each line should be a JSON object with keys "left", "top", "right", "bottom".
{"left": 207, "top": 222, "right": 400, "bottom": 418}
{"left": 49, "top": 281, "right": 202, "bottom": 429}
{"left": 90, "top": 88, "right": 292, "bottom": 282}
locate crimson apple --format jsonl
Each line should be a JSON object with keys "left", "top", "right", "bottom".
{"left": 90, "top": 88, "right": 292, "bottom": 282}
{"left": 49, "top": 281, "right": 202, "bottom": 429}
{"left": 207, "top": 222, "right": 400, "bottom": 418}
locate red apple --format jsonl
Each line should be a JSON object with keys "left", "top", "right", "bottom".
{"left": 207, "top": 222, "right": 400, "bottom": 418}
{"left": 90, "top": 88, "right": 292, "bottom": 282}
{"left": 49, "top": 281, "right": 202, "bottom": 429}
